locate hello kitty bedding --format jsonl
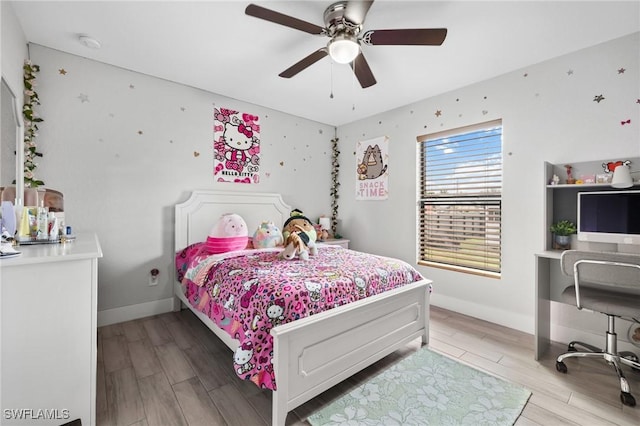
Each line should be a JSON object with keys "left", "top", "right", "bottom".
{"left": 175, "top": 243, "right": 425, "bottom": 390}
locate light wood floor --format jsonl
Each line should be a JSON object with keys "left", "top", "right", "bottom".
{"left": 97, "top": 306, "right": 640, "bottom": 426}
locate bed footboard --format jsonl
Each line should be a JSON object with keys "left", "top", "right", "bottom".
{"left": 270, "top": 279, "right": 431, "bottom": 426}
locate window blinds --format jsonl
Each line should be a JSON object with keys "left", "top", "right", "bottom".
{"left": 417, "top": 120, "right": 502, "bottom": 275}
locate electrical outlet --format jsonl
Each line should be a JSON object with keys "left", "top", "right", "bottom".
{"left": 149, "top": 268, "right": 160, "bottom": 286}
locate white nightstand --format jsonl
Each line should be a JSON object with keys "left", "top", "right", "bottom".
{"left": 320, "top": 238, "right": 350, "bottom": 249}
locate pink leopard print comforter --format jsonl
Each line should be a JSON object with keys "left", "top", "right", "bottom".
{"left": 175, "top": 243, "right": 424, "bottom": 390}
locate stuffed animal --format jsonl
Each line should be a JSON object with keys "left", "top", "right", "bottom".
{"left": 279, "top": 209, "right": 317, "bottom": 260}
{"left": 252, "top": 221, "right": 283, "bottom": 249}
{"left": 204, "top": 213, "right": 248, "bottom": 254}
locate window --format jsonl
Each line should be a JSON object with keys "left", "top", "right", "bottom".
{"left": 417, "top": 119, "right": 502, "bottom": 277}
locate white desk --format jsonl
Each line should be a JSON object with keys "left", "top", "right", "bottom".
{"left": 535, "top": 250, "right": 571, "bottom": 359}
{"left": 1, "top": 233, "right": 102, "bottom": 425}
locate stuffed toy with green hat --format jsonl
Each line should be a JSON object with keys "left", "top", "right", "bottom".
{"left": 280, "top": 209, "right": 318, "bottom": 260}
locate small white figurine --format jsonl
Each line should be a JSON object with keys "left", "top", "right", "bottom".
{"left": 551, "top": 174, "right": 560, "bottom": 185}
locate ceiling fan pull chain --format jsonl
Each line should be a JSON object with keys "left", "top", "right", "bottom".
{"left": 351, "top": 60, "right": 356, "bottom": 111}
{"left": 330, "top": 60, "right": 334, "bottom": 99}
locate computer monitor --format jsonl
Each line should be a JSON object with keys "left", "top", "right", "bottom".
{"left": 577, "top": 190, "right": 640, "bottom": 245}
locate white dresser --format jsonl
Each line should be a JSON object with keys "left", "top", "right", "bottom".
{"left": 1, "top": 234, "right": 102, "bottom": 425}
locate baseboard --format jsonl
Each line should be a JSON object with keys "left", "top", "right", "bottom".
{"left": 432, "top": 295, "right": 639, "bottom": 354}
{"left": 97, "top": 297, "right": 175, "bottom": 327}
{"left": 431, "top": 293, "right": 533, "bottom": 335}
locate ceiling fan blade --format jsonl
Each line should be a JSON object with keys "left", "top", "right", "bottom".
{"left": 279, "top": 48, "right": 329, "bottom": 78}
{"left": 361, "top": 28, "right": 447, "bottom": 46}
{"left": 344, "top": 1, "right": 374, "bottom": 25}
{"left": 350, "top": 52, "right": 377, "bottom": 88}
{"left": 245, "top": 4, "right": 325, "bottom": 35}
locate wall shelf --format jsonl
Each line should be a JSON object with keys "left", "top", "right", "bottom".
{"left": 544, "top": 158, "right": 640, "bottom": 252}
{"left": 547, "top": 182, "right": 640, "bottom": 189}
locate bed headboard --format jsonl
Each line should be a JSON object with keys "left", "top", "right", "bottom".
{"left": 175, "top": 190, "right": 292, "bottom": 251}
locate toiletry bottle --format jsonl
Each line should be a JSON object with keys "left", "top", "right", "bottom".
{"left": 48, "top": 212, "right": 59, "bottom": 241}
{"left": 37, "top": 206, "right": 49, "bottom": 240}
{"left": 18, "top": 207, "right": 31, "bottom": 240}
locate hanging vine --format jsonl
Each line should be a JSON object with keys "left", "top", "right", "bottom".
{"left": 23, "top": 60, "right": 44, "bottom": 188}
{"left": 330, "top": 137, "right": 341, "bottom": 238}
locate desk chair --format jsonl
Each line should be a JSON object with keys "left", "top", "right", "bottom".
{"left": 556, "top": 250, "right": 640, "bottom": 406}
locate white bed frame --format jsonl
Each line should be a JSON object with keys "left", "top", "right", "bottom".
{"left": 174, "top": 190, "right": 432, "bottom": 426}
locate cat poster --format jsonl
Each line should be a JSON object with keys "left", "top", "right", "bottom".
{"left": 213, "top": 107, "right": 260, "bottom": 184}
{"left": 355, "top": 136, "right": 389, "bottom": 200}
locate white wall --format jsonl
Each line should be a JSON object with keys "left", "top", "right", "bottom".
{"left": 337, "top": 33, "right": 640, "bottom": 341}
{"left": 1, "top": 1, "right": 27, "bottom": 98}
{"left": 11, "top": 27, "right": 640, "bottom": 343}
{"left": 28, "top": 45, "right": 334, "bottom": 323}
{"left": 1, "top": 2, "right": 27, "bottom": 187}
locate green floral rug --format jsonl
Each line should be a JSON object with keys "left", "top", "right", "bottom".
{"left": 308, "top": 347, "right": 531, "bottom": 425}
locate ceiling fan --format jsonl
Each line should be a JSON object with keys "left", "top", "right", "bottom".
{"left": 245, "top": 1, "right": 447, "bottom": 88}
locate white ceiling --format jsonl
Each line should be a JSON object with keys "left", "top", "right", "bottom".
{"left": 10, "top": 0, "right": 640, "bottom": 126}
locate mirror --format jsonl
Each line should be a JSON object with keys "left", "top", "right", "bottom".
{"left": 1, "top": 76, "right": 24, "bottom": 206}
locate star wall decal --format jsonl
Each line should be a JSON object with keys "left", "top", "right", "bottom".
{"left": 129, "top": 84, "right": 135, "bottom": 89}
{"left": 435, "top": 110, "right": 442, "bottom": 117}
{"left": 636, "top": 99, "right": 640, "bottom": 104}
{"left": 567, "top": 69, "right": 573, "bottom": 76}
{"left": 58, "top": 68, "right": 67, "bottom": 75}
{"left": 593, "top": 94, "right": 605, "bottom": 103}
{"left": 77, "top": 93, "right": 89, "bottom": 103}
{"left": 618, "top": 68, "right": 626, "bottom": 74}
{"left": 180, "top": 107, "right": 186, "bottom": 112}
{"left": 523, "top": 73, "right": 528, "bottom": 77}
{"left": 137, "top": 130, "right": 143, "bottom": 135}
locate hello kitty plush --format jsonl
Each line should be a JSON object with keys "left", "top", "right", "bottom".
{"left": 204, "top": 213, "right": 248, "bottom": 254}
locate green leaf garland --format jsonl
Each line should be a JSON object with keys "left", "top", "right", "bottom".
{"left": 23, "top": 60, "right": 45, "bottom": 188}
{"left": 330, "top": 137, "right": 340, "bottom": 237}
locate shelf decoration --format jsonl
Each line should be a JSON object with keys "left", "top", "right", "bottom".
{"left": 23, "top": 60, "right": 45, "bottom": 188}
{"left": 564, "top": 165, "right": 575, "bottom": 184}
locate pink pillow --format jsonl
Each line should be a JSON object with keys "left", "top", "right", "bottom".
{"left": 204, "top": 213, "right": 248, "bottom": 254}
{"left": 205, "top": 236, "right": 248, "bottom": 254}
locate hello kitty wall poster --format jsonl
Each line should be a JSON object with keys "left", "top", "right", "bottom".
{"left": 213, "top": 108, "right": 260, "bottom": 184}
{"left": 355, "top": 136, "right": 389, "bottom": 200}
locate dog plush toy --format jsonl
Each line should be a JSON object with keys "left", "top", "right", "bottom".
{"left": 279, "top": 209, "right": 317, "bottom": 260}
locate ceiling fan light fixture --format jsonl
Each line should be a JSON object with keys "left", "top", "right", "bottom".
{"left": 328, "top": 35, "right": 359, "bottom": 64}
